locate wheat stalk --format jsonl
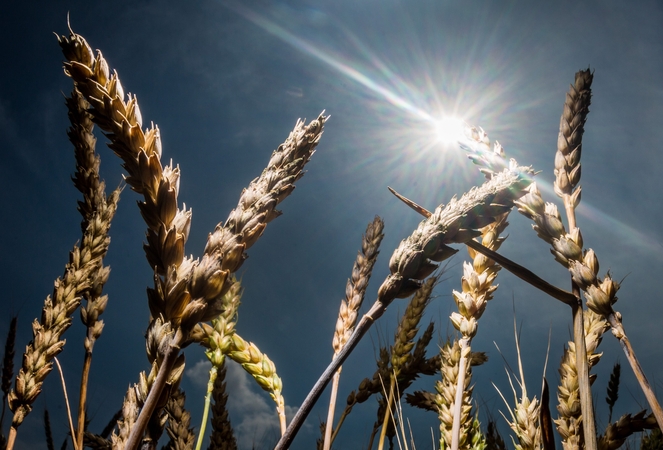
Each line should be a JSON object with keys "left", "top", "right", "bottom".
{"left": 324, "top": 216, "right": 384, "bottom": 450}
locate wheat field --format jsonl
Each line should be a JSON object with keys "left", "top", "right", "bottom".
{"left": 1, "top": 2, "right": 663, "bottom": 450}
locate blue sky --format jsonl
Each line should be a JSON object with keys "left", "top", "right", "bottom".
{"left": 1, "top": 1, "right": 662, "bottom": 449}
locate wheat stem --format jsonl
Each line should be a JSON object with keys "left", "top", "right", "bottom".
{"left": 195, "top": 365, "right": 217, "bottom": 450}
{"left": 54, "top": 357, "right": 79, "bottom": 450}
{"left": 607, "top": 313, "right": 663, "bottom": 429}
{"left": 377, "top": 377, "right": 396, "bottom": 450}
{"left": 125, "top": 328, "right": 184, "bottom": 450}
{"left": 322, "top": 371, "right": 341, "bottom": 450}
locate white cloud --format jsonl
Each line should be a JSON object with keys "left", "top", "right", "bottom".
{"left": 186, "top": 358, "right": 306, "bottom": 449}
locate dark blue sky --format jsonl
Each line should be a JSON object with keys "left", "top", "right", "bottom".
{"left": 1, "top": 1, "right": 662, "bottom": 449}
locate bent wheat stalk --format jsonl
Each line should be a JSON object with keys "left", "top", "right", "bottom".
{"left": 275, "top": 163, "right": 534, "bottom": 450}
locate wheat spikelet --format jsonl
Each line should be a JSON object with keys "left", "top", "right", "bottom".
{"left": 208, "top": 364, "right": 237, "bottom": 450}
{"left": 112, "top": 385, "right": 139, "bottom": 449}
{"left": 460, "top": 125, "right": 510, "bottom": 180}
{"left": 162, "top": 388, "right": 195, "bottom": 450}
{"left": 598, "top": 410, "right": 658, "bottom": 450}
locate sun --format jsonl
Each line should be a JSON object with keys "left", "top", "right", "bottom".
{"left": 434, "top": 116, "right": 465, "bottom": 145}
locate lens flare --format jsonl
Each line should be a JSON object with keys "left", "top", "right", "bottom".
{"left": 434, "top": 117, "right": 465, "bottom": 145}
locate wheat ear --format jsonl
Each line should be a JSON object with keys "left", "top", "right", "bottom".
{"left": 553, "top": 68, "right": 597, "bottom": 450}
{"left": 434, "top": 346, "right": 487, "bottom": 450}
{"left": 193, "top": 277, "right": 241, "bottom": 449}
{"left": 448, "top": 211, "right": 509, "bottom": 450}
{"left": 162, "top": 388, "right": 195, "bottom": 450}
{"left": 58, "top": 27, "right": 327, "bottom": 448}
{"left": 66, "top": 86, "right": 119, "bottom": 450}
{"left": 6, "top": 99, "right": 119, "bottom": 450}
{"left": 323, "top": 216, "right": 384, "bottom": 450}
{"left": 207, "top": 364, "right": 237, "bottom": 450}
{"left": 276, "top": 163, "right": 534, "bottom": 450}
{"left": 598, "top": 410, "right": 658, "bottom": 450}
{"left": 605, "top": 362, "right": 620, "bottom": 424}
{"left": 58, "top": 27, "right": 194, "bottom": 447}
{"left": 515, "top": 183, "right": 663, "bottom": 429}
{"left": 1, "top": 316, "right": 17, "bottom": 429}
